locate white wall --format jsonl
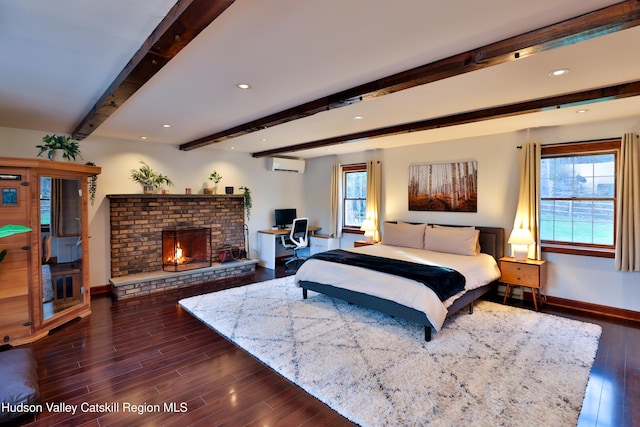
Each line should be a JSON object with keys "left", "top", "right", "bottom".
{"left": 304, "top": 117, "right": 640, "bottom": 312}
{"left": 3, "top": 114, "right": 640, "bottom": 312}
{"left": 0, "top": 126, "right": 306, "bottom": 287}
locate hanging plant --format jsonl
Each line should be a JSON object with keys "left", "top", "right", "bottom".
{"left": 239, "top": 186, "right": 252, "bottom": 220}
{"left": 85, "top": 161, "right": 98, "bottom": 205}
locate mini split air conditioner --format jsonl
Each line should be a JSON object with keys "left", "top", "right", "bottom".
{"left": 266, "top": 157, "right": 306, "bottom": 173}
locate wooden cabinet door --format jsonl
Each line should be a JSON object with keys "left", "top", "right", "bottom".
{"left": 0, "top": 168, "right": 33, "bottom": 344}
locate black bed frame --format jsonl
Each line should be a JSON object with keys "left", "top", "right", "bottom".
{"left": 299, "top": 225, "right": 504, "bottom": 341}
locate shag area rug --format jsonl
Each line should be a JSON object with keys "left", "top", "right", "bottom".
{"left": 179, "top": 276, "right": 601, "bottom": 427}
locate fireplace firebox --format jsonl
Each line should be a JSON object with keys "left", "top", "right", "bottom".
{"left": 162, "top": 226, "right": 211, "bottom": 272}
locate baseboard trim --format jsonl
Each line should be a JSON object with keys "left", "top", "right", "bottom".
{"left": 545, "top": 295, "right": 640, "bottom": 323}
{"left": 90, "top": 284, "right": 112, "bottom": 295}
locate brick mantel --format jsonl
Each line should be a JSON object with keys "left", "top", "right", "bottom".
{"left": 108, "top": 194, "right": 245, "bottom": 278}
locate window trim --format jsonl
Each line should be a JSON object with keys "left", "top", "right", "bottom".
{"left": 342, "top": 164, "right": 367, "bottom": 234}
{"left": 540, "top": 139, "right": 620, "bottom": 258}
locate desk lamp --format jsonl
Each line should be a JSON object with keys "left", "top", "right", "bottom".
{"left": 508, "top": 228, "right": 535, "bottom": 261}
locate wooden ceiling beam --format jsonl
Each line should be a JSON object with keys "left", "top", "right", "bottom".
{"left": 72, "top": 0, "right": 235, "bottom": 140}
{"left": 180, "top": 0, "right": 640, "bottom": 151}
{"left": 251, "top": 81, "right": 640, "bottom": 157}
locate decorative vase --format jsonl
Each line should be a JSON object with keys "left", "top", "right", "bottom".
{"left": 143, "top": 185, "right": 155, "bottom": 194}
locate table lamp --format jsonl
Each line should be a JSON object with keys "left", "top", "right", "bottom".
{"left": 508, "top": 228, "right": 535, "bottom": 261}
{"left": 360, "top": 219, "right": 376, "bottom": 243}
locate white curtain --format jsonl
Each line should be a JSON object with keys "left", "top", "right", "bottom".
{"left": 365, "top": 160, "right": 382, "bottom": 242}
{"left": 51, "top": 178, "right": 81, "bottom": 237}
{"left": 329, "top": 163, "right": 342, "bottom": 238}
{"left": 615, "top": 133, "right": 640, "bottom": 271}
{"left": 512, "top": 143, "right": 541, "bottom": 260}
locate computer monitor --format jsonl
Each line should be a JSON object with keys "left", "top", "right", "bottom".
{"left": 274, "top": 208, "right": 297, "bottom": 229}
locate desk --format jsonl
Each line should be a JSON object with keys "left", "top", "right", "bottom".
{"left": 257, "top": 227, "right": 321, "bottom": 269}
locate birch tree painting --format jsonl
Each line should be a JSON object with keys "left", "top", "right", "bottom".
{"left": 408, "top": 161, "right": 477, "bottom": 212}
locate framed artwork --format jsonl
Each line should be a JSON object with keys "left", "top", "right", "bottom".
{"left": 408, "top": 161, "right": 477, "bottom": 212}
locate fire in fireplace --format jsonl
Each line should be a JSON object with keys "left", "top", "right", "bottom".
{"left": 162, "top": 226, "right": 211, "bottom": 272}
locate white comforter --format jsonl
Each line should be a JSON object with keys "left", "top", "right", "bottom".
{"left": 294, "top": 244, "right": 501, "bottom": 332}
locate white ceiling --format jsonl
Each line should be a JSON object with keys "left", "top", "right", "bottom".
{"left": 1, "top": 0, "right": 639, "bottom": 159}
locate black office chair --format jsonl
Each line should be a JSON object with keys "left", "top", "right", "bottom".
{"left": 280, "top": 218, "right": 309, "bottom": 271}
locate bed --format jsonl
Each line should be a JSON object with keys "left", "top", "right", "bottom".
{"left": 294, "top": 223, "right": 504, "bottom": 341}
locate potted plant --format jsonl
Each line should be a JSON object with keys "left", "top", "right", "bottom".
{"left": 239, "top": 186, "right": 252, "bottom": 220}
{"left": 36, "top": 134, "right": 82, "bottom": 161}
{"left": 85, "top": 161, "right": 98, "bottom": 205}
{"left": 130, "top": 161, "right": 174, "bottom": 194}
{"left": 204, "top": 171, "right": 222, "bottom": 194}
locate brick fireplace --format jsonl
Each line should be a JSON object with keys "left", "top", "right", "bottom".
{"left": 107, "top": 194, "right": 256, "bottom": 299}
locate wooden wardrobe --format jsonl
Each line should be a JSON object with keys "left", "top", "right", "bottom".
{"left": 0, "top": 157, "right": 100, "bottom": 345}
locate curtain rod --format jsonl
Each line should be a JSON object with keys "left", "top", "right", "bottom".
{"left": 516, "top": 135, "right": 635, "bottom": 149}
{"left": 343, "top": 160, "right": 380, "bottom": 165}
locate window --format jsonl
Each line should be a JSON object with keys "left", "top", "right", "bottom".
{"left": 343, "top": 164, "right": 367, "bottom": 231}
{"left": 540, "top": 140, "right": 619, "bottom": 256}
{"left": 40, "top": 176, "right": 51, "bottom": 229}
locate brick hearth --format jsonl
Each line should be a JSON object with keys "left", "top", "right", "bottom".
{"left": 108, "top": 194, "right": 253, "bottom": 298}
{"left": 109, "top": 259, "right": 258, "bottom": 300}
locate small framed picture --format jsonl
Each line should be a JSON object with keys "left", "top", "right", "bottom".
{"left": 1, "top": 187, "right": 18, "bottom": 206}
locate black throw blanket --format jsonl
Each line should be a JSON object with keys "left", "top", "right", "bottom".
{"left": 308, "top": 249, "right": 465, "bottom": 301}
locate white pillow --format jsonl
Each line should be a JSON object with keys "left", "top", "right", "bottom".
{"left": 424, "top": 226, "right": 480, "bottom": 256}
{"left": 382, "top": 222, "right": 426, "bottom": 249}
{"left": 432, "top": 225, "right": 481, "bottom": 254}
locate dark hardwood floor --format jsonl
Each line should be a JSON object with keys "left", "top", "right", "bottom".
{"left": 5, "top": 266, "right": 639, "bottom": 427}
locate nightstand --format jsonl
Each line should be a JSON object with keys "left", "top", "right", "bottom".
{"left": 499, "top": 256, "right": 547, "bottom": 311}
{"left": 354, "top": 240, "right": 373, "bottom": 247}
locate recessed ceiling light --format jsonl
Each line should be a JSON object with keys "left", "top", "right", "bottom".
{"left": 162, "top": 124, "right": 171, "bottom": 128}
{"left": 353, "top": 116, "right": 364, "bottom": 120}
{"left": 576, "top": 109, "right": 589, "bottom": 114}
{"left": 548, "top": 68, "right": 569, "bottom": 77}
{"left": 237, "top": 83, "right": 251, "bottom": 89}
{"left": 260, "top": 138, "right": 268, "bottom": 142}
{"left": 140, "top": 136, "right": 147, "bottom": 140}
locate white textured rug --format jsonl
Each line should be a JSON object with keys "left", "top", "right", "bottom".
{"left": 179, "top": 276, "right": 601, "bottom": 427}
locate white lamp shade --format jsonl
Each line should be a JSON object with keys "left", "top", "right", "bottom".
{"left": 360, "top": 219, "right": 376, "bottom": 232}
{"left": 508, "top": 228, "right": 535, "bottom": 245}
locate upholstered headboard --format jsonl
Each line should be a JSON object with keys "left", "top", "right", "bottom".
{"left": 385, "top": 222, "right": 504, "bottom": 260}
{"left": 474, "top": 226, "right": 505, "bottom": 260}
